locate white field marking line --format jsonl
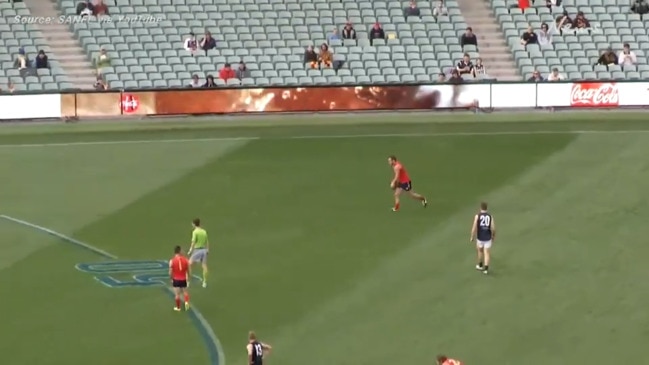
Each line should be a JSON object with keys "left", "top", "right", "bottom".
{"left": 1, "top": 128, "right": 649, "bottom": 149}
{"left": 0, "top": 214, "right": 227, "bottom": 365}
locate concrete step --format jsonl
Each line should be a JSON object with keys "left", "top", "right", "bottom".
{"left": 483, "top": 64, "right": 517, "bottom": 70}
{"left": 55, "top": 54, "right": 90, "bottom": 62}
{"left": 468, "top": 24, "right": 503, "bottom": 32}
{"left": 49, "top": 40, "right": 81, "bottom": 47}
{"left": 68, "top": 76, "right": 98, "bottom": 82}
{"left": 25, "top": 0, "right": 97, "bottom": 88}
{"left": 456, "top": 0, "right": 521, "bottom": 80}
{"left": 66, "top": 67, "right": 95, "bottom": 74}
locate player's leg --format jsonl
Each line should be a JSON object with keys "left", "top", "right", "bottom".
{"left": 173, "top": 286, "right": 182, "bottom": 311}
{"left": 475, "top": 242, "right": 484, "bottom": 270}
{"left": 392, "top": 187, "right": 403, "bottom": 211}
{"left": 482, "top": 242, "right": 492, "bottom": 274}
{"left": 181, "top": 287, "right": 190, "bottom": 310}
{"left": 190, "top": 250, "right": 208, "bottom": 288}
{"left": 407, "top": 190, "right": 427, "bottom": 207}
{"left": 201, "top": 260, "right": 208, "bottom": 288}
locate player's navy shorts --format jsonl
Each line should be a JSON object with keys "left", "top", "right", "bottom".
{"left": 172, "top": 279, "right": 188, "bottom": 288}
{"left": 398, "top": 181, "right": 412, "bottom": 191}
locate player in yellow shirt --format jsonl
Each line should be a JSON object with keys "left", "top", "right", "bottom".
{"left": 188, "top": 218, "right": 209, "bottom": 288}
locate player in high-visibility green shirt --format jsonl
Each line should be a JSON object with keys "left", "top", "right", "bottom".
{"left": 187, "top": 218, "right": 209, "bottom": 288}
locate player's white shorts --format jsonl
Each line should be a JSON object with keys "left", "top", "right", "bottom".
{"left": 476, "top": 240, "right": 492, "bottom": 249}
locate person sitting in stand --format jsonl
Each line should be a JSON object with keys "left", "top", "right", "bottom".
{"left": 203, "top": 74, "right": 217, "bottom": 88}
{"left": 596, "top": 47, "right": 618, "bottom": 67}
{"left": 304, "top": 45, "right": 319, "bottom": 68}
{"left": 318, "top": 43, "right": 333, "bottom": 68}
{"left": 35, "top": 50, "right": 50, "bottom": 69}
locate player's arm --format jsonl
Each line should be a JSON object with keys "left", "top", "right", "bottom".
{"left": 391, "top": 166, "right": 400, "bottom": 186}
{"left": 186, "top": 258, "right": 191, "bottom": 281}
{"left": 168, "top": 259, "right": 173, "bottom": 279}
{"left": 261, "top": 342, "right": 272, "bottom": 352}
{"left": 470, "top": 215, "right": 478, "bottom": 242}
{"left": 246, "top": 344, "right": 253, "bottom": 365}
{"left": 188, "top": 231, "right": 197, "bottom": 254}
{"left": 491, "top": 217, "right": 496, "bottom": 241}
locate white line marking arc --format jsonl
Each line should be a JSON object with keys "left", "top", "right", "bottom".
{"left": 0, "top": 214, "right": 226, "bottom": 365}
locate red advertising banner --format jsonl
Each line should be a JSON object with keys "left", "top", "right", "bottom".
{"left": 133, "top": 84, "right": 485, "bottom": 115}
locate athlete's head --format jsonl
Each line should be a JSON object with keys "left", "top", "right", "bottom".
{"left": 192, "top": 218, "right": 201, "bottom": 228}
{"left": 388, "top": 155, "right": 398, "bottom": 166}
{"left": 436, "top": 355, "right": 448, "bottom": 365}
{"left": 480, "top": 202, "right": 488, "bottom": 211}
{"left": 174, "top": 245, "right": 182, "bottom": 254}
{"left": 248, "top": 331, "right": 257, "bottom": 341}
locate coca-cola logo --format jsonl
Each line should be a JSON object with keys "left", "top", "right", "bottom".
{"left": 570, "top": 83, "right": 619, "bottom": 107}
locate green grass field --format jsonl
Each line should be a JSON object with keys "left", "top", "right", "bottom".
{"left": 2, "top": 112, "right": 649, "bottom": 365}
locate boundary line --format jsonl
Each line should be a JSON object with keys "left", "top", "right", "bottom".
{"left": 1, "top": 128, "right": 649, "bottom": 148}
{"left": 0, "top": 214, "right": 226, "bottom": 365}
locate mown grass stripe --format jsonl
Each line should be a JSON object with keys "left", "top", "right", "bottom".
{"left": 2, "top": 128, "right": 649, "bottom": 148}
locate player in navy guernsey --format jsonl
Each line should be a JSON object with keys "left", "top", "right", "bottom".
{"left": 470, "top": 202, "right": 496, "bottom": 274}
{"left": 247, "top": 331, "right": 272, "bottom": 365}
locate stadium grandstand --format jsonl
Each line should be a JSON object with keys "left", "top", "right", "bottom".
{"left": 0, "top": 0, "right": 647, "bottom": 90}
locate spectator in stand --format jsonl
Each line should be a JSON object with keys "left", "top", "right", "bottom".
{"left": 596, "top": 48, "right": 618, "bottom": 67}
{"left": 92, "top": 0, "right": 109, "bottom": 16}
{"left": 184, "top": 32, "right": 198, "bottom": 54}
{"left": 555, "top": 10, "right": 572, "bottom": 34}
{"left": 631, "top": 0, "right": 649, "bottom": 17}
{"left": 520, "top": 26, "right": 539, "bottom": 47}
{"left": 35, "top": 50, "right": 49, "bottom": 69}
{"left": 14, "top": 47, "right": 29, "bottom": 72}
{"left": 341, "top": 22, "right": 356, "bottom": 40}
{"left": 448, "top": 69, "right": 463, "bottom": 84}
{"left": 572, "top": 11, "right": 590, "bottom": 30}
{"left": 547, "top": 67, "right": 564, "bottom": 81}
{"left": 456, "top": 53, "right": 473, "bottom": 75}
{"left": 471, "top": 58, "right": 485, "bottom": 77}
{"left": 545, "top": 0, "right": 561, "bottom": 10}
{"left": 200, "top": 31, "right": 217, "bottom": 53}
{"left": 93, "top": 75, "right": 108, "bottom": 90}
{"left": 328, "top": 28, "right": 341, "bottom": 42}
{"left": 188, "top": 74, "right": 201, "bottom": 87}
{"left": 94, "top": 47, "right": 111, "bottom": 75}
{"left": 75, "top": 0, "right": 94, "bottom": 15}
{"left": 304, "top": 45, "right": 318, "bottom": 68}
{"left": 536, "top": 22, "right": 555, "bottom": 47}
{"left": 460, "top": 27, "right": 478, "bottom": 48}
{"left": 369, "top": 23, "right": 385, "bottom": 46}
{"left": 318, "top": 43, "right": 333, "bottom": 69}
{"left": 404, "top": 1, "right": 421, "bottom": 20}
{"left": 218, "top": 63, "right": 236, "bottom": 81}
{"left": 528, "top": 69, "right": 544, "bottom": 82}
{"left": 235, "top": 61, "right": 250, "bottom": 79}
{"left": 618, "top": 43, "right": 638, "bottom": 66}
{"left": 5, "top": 81, "right": 15, "bottom": 93}
{"left": 433, "top": 0, "right": 448, "bottom": 19}
{"left": 203, "top": 75, "right": 217, "bottom": 88}
{"left": 436, "top": 73, "right": 446, "bottom": 82}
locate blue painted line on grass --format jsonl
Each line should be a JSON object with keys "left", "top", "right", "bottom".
{"left": 0, "top": 214, "right": 226, "bottom": 365}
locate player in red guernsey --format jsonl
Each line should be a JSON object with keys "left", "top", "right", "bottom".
{"left": 170, "top": 245, "right": 191, "bottom": 312}
{"left": 436, "top": 355, "right": 463, "bottom": 365}
{"left": 388, "top": 155, "right": 427, "bottom": 212}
